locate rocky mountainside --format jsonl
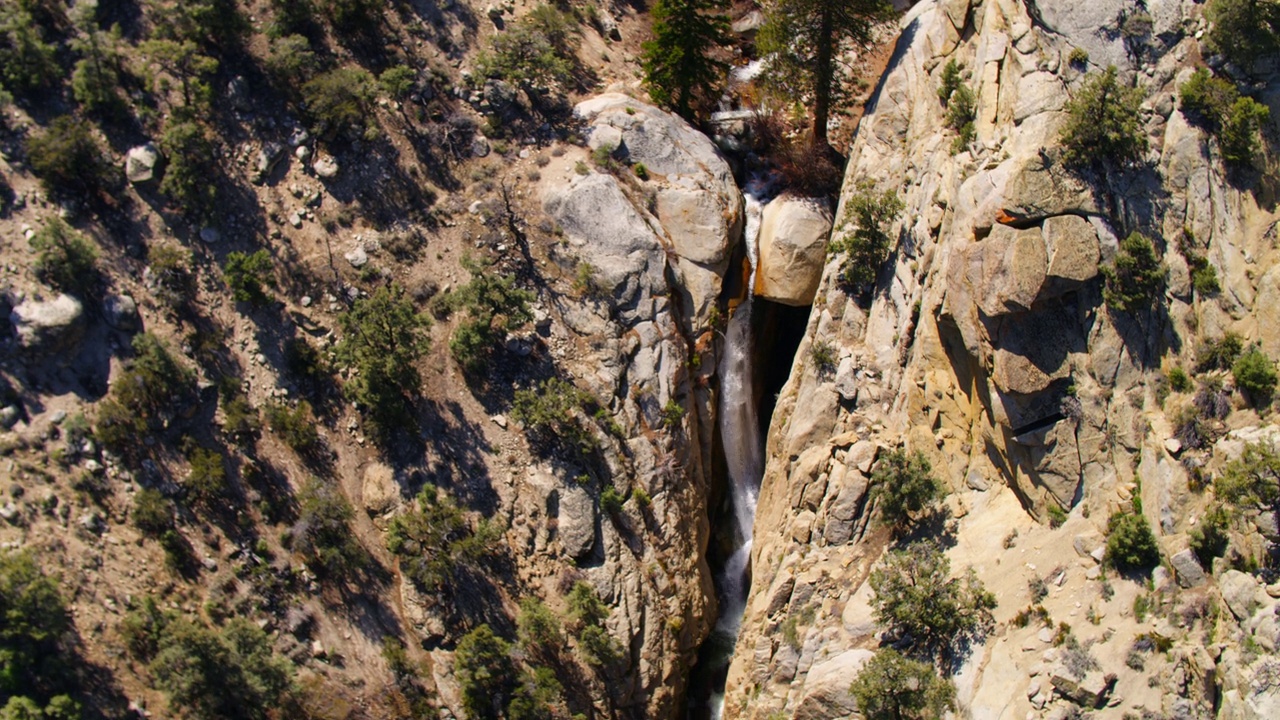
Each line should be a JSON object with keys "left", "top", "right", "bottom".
{"left": 722, "top": 0, "right": 1280, "bottom": 719}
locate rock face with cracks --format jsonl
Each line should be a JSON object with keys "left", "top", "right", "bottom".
{"left": 722, "top": 1, "right": 1280, "bottom": 719}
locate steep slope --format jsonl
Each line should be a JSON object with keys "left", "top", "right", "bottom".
{"left": 724, "top": 0, "right": 1280, "bottom": 718}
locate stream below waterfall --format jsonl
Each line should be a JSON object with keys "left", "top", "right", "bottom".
{"left": 687, "top": 180, "right": 774, "bottom": 719}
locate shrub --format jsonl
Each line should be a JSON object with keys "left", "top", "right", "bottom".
{"left": 660, "top": 399, "right": 685, "bottom": 429}
{"left": 149, "top": 244, "right": 196, "bottom": 310}
{"left": 128, "top": 609, "right": 292, "bottom": 720}
{"left": 565, "top": 581, "right": 617, "bottom": 667}
{"left": 293, "top": 478, "right": 366, "bottom": 576}
{"left": 1194, "top": 376, "right": 1233, "bottom": 420}
{"left": 1168, "top": 367, "right": 1193, "bottom": 396}
{"left": 1215, "top": 442, "right": 1280, "bottom": 507}
{"left": 516, "top": 597, "right": 562, "bottom": 657}
{"left": 809, "top": 339, "right": 837, "bottom": 377}
{"left": 437, "top": 256, "right": 532, "bottom": 375}
{"left": 633, "top": 162, "right": 649, "bottom": 180}
{"left": 263, "top": 401, "right": 319, "bottom": 454}
{"left": 1105, "top": 511, "right": 1160, "bottom": 572}
{"left": 25, "top": 116, "right": 114, "bottom": 198}
{"left": 140, "top": 39, "right": 219, "bottom": 110}
{"left": 159, "top": 120, "right": 218, "bottom": 217}
{"left": 1197, "top": 333, "right": 1244, "bottom": 372}
{"left": 218, "top": 379, "right": 260, "bottom": 441}
{"left": 1179, "top": 230, "right": 1222, "bottom": 297}
{"left": 1059, "top": 66, "right": 1147, "bottom": 169}
{"left": 512, "top": 378, "right": 598, "bottom": 457}
{"left": 283, "top": 338, "right": 329, "bottom": 391}
{"left": 184, "top": 444, "right": 227, "bottom": 505}
{"left": 133, "top": 488, "right": 175, "bottom": 537}
{"left": 1218, "top": 95, "right": 1269, "bottom": 166}
{"left": 1179, "top": 68, "right": 1239, "bottom": 128}
{"left": 70, "top": 15, "right": 124, "bottom": 115}
{"left": 335, "top": 285, "right": 430, "bottom": 436}
{"left": 830, "top": 182, "right": 904, "bottom": 289}
{"left": 945, "top": 83, "right": 977, "bottom": 153}
{"left": 302, "top": 67, "right": 377, "bottom": 140}
{"left": 1190, "top": 504, "right": 1231, "bottom": 566}
{"left": 379, "top": 66, "right": 416, "bottom": 99}
{"left": 0, "top": 551, "right": 71, "bottom": 699}
{"left": 871, "top": 449, "right": 945, "bottom": 529}
{"left": 321, "top": 0, "right": 385, "bottom": 38}
{"left": 0, "top": 3, "right": 58, "bottom": 96}
{"left": 1047, "top": 503, "right": 1067, "bottom": 528}
{"left": 1101, "top": 232, "right": 1166, "bottom": 313}
{"left": 1068, "top": 47, "right": 1090, "bottom": 66}
{"left": 476, "top": 4, "right": 578, "bottom": 93}
{"left": 30, "top": 217, "right": 100, "bottom": 294}
{"left": 224, "top": 250, "right": 275, "bottom": 306}
{"left": 265, "top": 34, "right": 319, "bottom": 88}
{"left": 387, "top": 487, "right": 500, "bottom": 595}
{"left": 1233, "top": 346, "right": 1277, "bottom": 405}
{"left": 600, "top": 486, "right": 623, "bottom": 515}
{"left": 869, "top": 543, "right": 996, "bottom": 660}
{"left": 454, "top": 624, "right": 518, "bottom": 720}
{"left": 937, "top": 58, "right": 963, "bottom": 105}
{"left": 1206, "top": 0, "right": 1280, "bottom": 73}
{"left": 849, "top": 648, "right": 956, "bottom": 720}
{"left": 95, "top": 333, "right": 197, "bottom": 455}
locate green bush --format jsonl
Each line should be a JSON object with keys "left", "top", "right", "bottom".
{"left": 140, "top": 39, "right": 219, "bottom": 110}
{"left": 809, "top": 339, "right": 837, "bottom": 377}
{"left": 159, "top": 120, "right": 219, "bottom": 217}
{"left": 25, "top": 116, "right": 114, "bottom": 198}
{"left": 1206, "top": 0, "right": 1280, "bottom": 72}
{"left": 303, "top": 67, "right": 377, "bottom": 140}
{"left": 871, "top": 449, "right": 945, "bottom": 529}
{"left": 1233, "top": 346, "right": 1277, "bottom": 405}
{"left": 184, "top": 444, "right": 227, "bottom": 505}
{"left": 218, "top": 378, "right": 260, "bottom": 441}
{"left": 1167, "top": 367, "right": 1191, "bottom": 393}
{"left": 1220, "top": 96, "right": 1270, "bottom": 168}
{"left": 321, "top": 0, "right": 385, "bottom": 37}
{"left": 600, "top": 486, "right": 623, "bottom": 515}
{"left": 387, "top": 487, "right": 500, "bottom": 595}
{"left": 516, "top": 597, "right": 562, "bottom": 657}
{"left": 454, "top": 624, "right": 518, "bottom": 720}
{"left": 849, "top": 648, "right": 956, "bottom": 720}
{"left": 1197, "top": 332, "right": 1244, "bottom": 372}
{"left": 0, "top": 551, "right": 71, "bottom": 701}
{"left": 30, "top": 217, "right": 99, "bottom": 295}
{"left": 830, "top": 182, "right": 904, "bottom": 289}
{"left": 565, "top": 581, "right": 617, "bottom": 667}
{"left": 95, "top": 333, "right": 197, "bottom": 455}
{"left": 335, "top": 285, "right": 430, "bottom": 436}
{"left": 0, "top": 3, "right": 59, "bottom": 96}
{"left": 1105, "top": 511, "right": 1160, "bottom": 572}
{"left": 435, "top": 256, "right": 533, "bottom": 374}
{"left": 379, "top": 66, "right": 416, "bottom": 99}
{"left": 224, "top": 250, "right": 275, "bottom": 306}
{"left": 123, "top": 604, "right": 292, "bottom": 720}
{"left": 1068, "top": 47, "right": 1090, "bottom": 66}
{"left": 1190, "top": 504, "right": 1231, "bottom": 567}
{"left": 476, "top": 4, "right": 579, "bottom": 93}
{"left": 512, "top": 378, "right": 598, "bottom": 457}
{"left": 945, "top": 83, "right": 977, "bottom": 153}
{"left": 151, "top": 0, "right": 249, "bottom": 48}
{"left": 1059, "top": 66, "right": 1147, "bottom": 169}
{"left": 869, "top": 543, "right": 996, "bottom": 659}
{"left": 937, "top": 58, "right": 963, "bottom": 105}
{"left": 70, "top": 14, "right": 124, "bottom": 115}
{"left": 1215, "top": 442, "right": 1280, "bottom": 507}
{"left": 263, "top": 400, "right": 319, "bottom": 453}
{"left": 1101, "top": 232, "right": 1166, "bottom": 313}
{"left": 265, "top": 34, "right": 319, "bottom": 88}
{"left": 1179, "top": 68, "right": 1239, "bottom": 127}
{"left": 132, "top": 488, "right": 175, "bottom": 537}
{"left": 293, "top": 478, "right": 366, "bottom": 576}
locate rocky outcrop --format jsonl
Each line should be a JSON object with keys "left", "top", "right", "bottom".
{"left": 754, "top": 196, "right": 833, "bottom": 306}
{"left": 723, "top": 0, "right": 1280, "bottom": 718}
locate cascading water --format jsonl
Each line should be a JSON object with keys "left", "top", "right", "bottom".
{"left": 694, "top": 179, "right": 773, "bottom": 720}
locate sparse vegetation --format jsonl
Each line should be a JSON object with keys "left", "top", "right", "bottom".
{"left": 871, "top": 449, "right": 945, "bottom": 529}
{"left": 1059, "top": 66, "right": 1147, "bottom": 169}
{"left": 95, "top": 333, "right": 197, "bottom": 456}
{"left": 830, "top": 182, "right": 904, "bottom": 289}
{"left": 436, "top": 256, "right": 533, "bottom": 375}
{"left": 1105, "top": 511, "right": 1161, "bottom": 573}
{"left": 1232, "top": 346, "right": 1277, "bottom": 406}
{"left": 809, "top": 339, "right": 838, "bottom": 377}
{"left": 849, "top": 648, "right": 956, "bottom": 720}
{"left": 1190, "top": 504, "right": 1232, "bottom": 567}
{"left": 1179, "top": 67, "right": 1270, "bottom": 168}
{"left": 388, "top": 487, "right": 500, "bottom": 595}
{"left": 292, "top": 478, "right": 366, "bottom": 576}
{"left": 475, "top": 4, "right": 579, "bottom": 95}
{"left": 25, "top": 116, "right": 114, "bottom": 199}
{"left": 1215, "top": 442, "right": 1280, "bottom": 507}
{"left": 263, "top": 401, "right": 320, "bottom": 454}
{"left": 223, "top": 250, "right": 275, "bottom": 306}
{"left": 335, "top": 285, "right": 431, "bottom": 437}
{"left": 30, "top": 218, "right": 99, "bottom": 295}
{"left": 869, "top": 542, "right": 996, "bottom": 661}
{"left": 1205, "top": 0, "right": 1280, "bottom": 73}
{"left": 512, "top": 378, "right": 598, "bottom": 458}
{"left": 1101, "top": 232, "right": 1166, "bottom": 313}
{"left": 159, "top": 120, "right": 219, "bottom": 217}
{"left": 303, "top": 67, "right": 378, "bottom": 140}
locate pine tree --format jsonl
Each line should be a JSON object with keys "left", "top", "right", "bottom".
{"left": 759, "top": 0, "right": 895, "bottom": 148}
{"left": 641, "top": 0, "right": 731, "bottom": 120}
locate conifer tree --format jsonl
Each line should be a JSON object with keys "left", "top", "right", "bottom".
{"left": 759, "top": 0, "right": 895, "bottom": 148}
{"left": 641, "top": 0, "right": 731, "bottom": 120}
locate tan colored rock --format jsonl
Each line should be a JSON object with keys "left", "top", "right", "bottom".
{"left": 754, "top": 196, "right": 833, "bottom": 306}
{"left": 361, "top": 462, "right": 398, "bottom": 515}
{"left": 967, "top": 224, "right": 1048, "bottom": 317}
{"left": 793, "top": 649, "right": 874, "bottom": 720}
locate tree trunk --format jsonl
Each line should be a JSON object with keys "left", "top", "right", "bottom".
{"left": 812, "top": 2, "right": 835, "bottom": 149}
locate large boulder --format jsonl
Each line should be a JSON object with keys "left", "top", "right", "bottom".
{"left": 125, "top": 143, "right": 161, "bottom": 185}
{"left": 10, "top": 294, "right": 85, "bottom": 356}
{"left": 557, "top": 485, "right": 597, "bottom": 559}
{"left": 793, "top": 649, "right": 874, "bottom": 720}
{"left": 754, "top": 196, "right": 833, "bottom": 306}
